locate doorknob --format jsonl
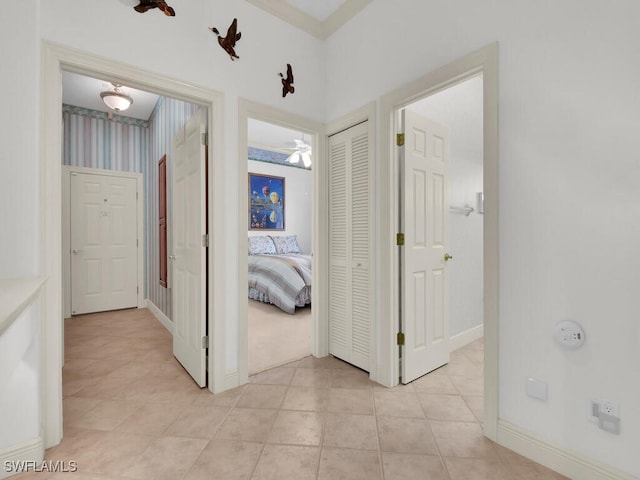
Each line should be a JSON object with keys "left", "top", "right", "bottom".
{"left": 169, "top": 255, "right": 176, "bottom": 260}
{"left": 444, "top": 253, "right": 453, "bottom": 262}
{"left": 72, "top": 249, "right": 80, "bottom": 254}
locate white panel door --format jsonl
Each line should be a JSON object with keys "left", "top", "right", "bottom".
{"left": 328, "top": 121, "right": 371, "bottom": 372}
{"left": 401, "top": 110, "right": 451, "bottom": 384}
{"left": 71, "top": 173, "right": 137, "bottom": 315}
{"left": 172, "top": 110, "right": 207, "bottom": 387}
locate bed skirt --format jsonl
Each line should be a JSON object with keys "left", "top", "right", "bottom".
{"left": 248, "top": 286, "right": 311, "bottom": 313}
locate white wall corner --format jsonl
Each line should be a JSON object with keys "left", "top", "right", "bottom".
{"left": 0, "top": 437, "right": 44, "bottom": 480}
{"left": 497, "top": 420, "right": 636, "bottom": 480}
{"left": 146, "top": 299, "right": 173, "bottom": 335}
{"left": 224, "top": 371, "right": 240, "bottom": 391}
{"left": 449, "top": 323, "right": 484, "bottom": 352}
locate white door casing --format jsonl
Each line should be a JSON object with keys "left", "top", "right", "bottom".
{"left": 400, "top": 110, "right": 451, "bottom": 384}
{"left": 172, "top": 109, "right": 207, "bottom": 387}
{"left": 328, "top": 121, "right": 372, "bottom": 372}
{"left": 70, "top": 172, "right": 138, "bottom": 315}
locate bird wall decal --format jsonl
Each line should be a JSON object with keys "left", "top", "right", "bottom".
{"left": 133, "top": 0, "right": 175, "bottom": 16}
{"left": 279, "top": 64, "right": 295, "bottom": 98}
{"left": 209, "top": 18, "right": 242, "bottom": 61}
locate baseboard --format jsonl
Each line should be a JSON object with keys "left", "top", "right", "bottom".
{"left": 450, "top": 323, "right": 483, "bottom": 351}
{"left": 0, "top": 437, "right": 44, "bottom": 479}
{"left": 146, "top": 299, "right": 173, "bottom": 335}
{"left": 137, "top": 299, "right": 148, "bottom": 308}
{"left": 497, "top": 420, "right": 635, "bottom": 480}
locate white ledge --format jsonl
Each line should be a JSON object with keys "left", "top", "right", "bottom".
{"left": 0, "top": 277, "right": 47, "bottom": 336}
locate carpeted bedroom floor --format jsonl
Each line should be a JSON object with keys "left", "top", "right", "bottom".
{"left": 248, "top": 300, "right": 312, "bottom": 375}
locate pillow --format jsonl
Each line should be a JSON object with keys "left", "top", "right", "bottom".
{"left": 248, "top": 236, "right": 276, "bottom": 255}
{"left": 270, "top": 235, "right": 301, "bottom": 255}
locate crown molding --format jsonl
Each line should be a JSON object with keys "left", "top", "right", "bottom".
{"left": 246, "top": 0, "right": 371, "bottom": 39}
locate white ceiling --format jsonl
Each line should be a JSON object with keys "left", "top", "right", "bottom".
{"left": 247, "top": 0, "right": 371, "bottom": 38}
{"left": 248, "top": 118, "right": 307, "bottom": 152}
{"left": 62, "top": 71, "right": 159, "bottom": 121}
{"left": 286, "top": 0, "right": 348, "bottom": 22}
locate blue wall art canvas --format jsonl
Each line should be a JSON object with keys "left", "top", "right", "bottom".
{"left": 249, "top": 173, "right": 285, "bottom": 230}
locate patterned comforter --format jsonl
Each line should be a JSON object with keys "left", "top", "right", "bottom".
{"left": 248, "top": 254, "right": 312, "bottom": 314}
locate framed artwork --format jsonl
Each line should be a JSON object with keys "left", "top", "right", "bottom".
{"left": 249, "top": 173, "right": 285, "bottom": 230}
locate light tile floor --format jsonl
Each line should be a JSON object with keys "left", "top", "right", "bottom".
{"left": 13, "top": 308, "right": 567, "bottom": 479}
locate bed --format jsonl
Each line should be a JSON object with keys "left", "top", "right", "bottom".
{"left": 248, "top": 235, "right": 311, "bottom": 314}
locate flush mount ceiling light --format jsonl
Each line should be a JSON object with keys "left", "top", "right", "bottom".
{"left": 100, "top": 83, "right": 134, "bottom": 112}
{"left": 286, "top": 137, "right": 312, "bottom": 168}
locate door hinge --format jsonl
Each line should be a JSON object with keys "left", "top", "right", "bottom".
{"left": 202, "top": 234, "right": 209, "bottom": 247}
{"left": 202, "top": 132, "right": 208, "bottom": 146}
{"left": 136, "top": 191, "right": 139, "bottom": 200}
{"left": 202, "top": 336, "right": 209, "bottom": 349}
{"left": 396, "top": 233, "right": 405, "bottom": 246}
{"left": 396, "top": 133, "right": 405, "bottom": 146}
{"left": 137, "top": 286, "right": 139, "bottom": 294}
{"left": 136, "top": 239, "right": 139, "bottom": 247}
{"left": 397, "top": 332, "right": 405, "bottom": 346}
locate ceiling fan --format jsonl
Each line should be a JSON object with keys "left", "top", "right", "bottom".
{"left": 285, "top": 136, "right": 312, "bottom": 168}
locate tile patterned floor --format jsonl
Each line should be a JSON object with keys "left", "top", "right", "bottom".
{"left": 12, "top": 308, "right": 567, "bottom": 479}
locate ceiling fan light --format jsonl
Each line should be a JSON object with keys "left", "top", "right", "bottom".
{"left": 100, "top": 85, "right": 133, "bottom": 112}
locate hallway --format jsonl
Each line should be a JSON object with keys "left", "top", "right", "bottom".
{"left": 14, "top": 308, "right": 566, "bottom": 479}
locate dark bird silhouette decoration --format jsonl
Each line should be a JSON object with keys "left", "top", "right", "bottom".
{"left": 279, "top": 64, "right": 295, "bottom": 98}
{"left": 209, "top": 18, "right": 241, "bottom": 61}
{"left": 133, "top": 0, "right": 175, "bottom": 16}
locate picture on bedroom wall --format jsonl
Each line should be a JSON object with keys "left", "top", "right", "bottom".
{"left": 249, "top": 173, "right": 285, "bottom": 230}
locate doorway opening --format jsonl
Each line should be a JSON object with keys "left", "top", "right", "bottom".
{"left": 237, "top": 100, "right": 325, "bottom": 384}
{"left": 60, "top": 69, "right": 209, "bottom": 386}
{"left": 398, "top": 73, "right": 485, "bottom": 383}
{"left": 246, "top": 118, "right": 314, "bottom": 375}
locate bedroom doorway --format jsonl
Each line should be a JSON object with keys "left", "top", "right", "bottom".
{"left": 246, "top": 118, "right": 314, "bottom": 375}
{"left": 237, "top": 99, "right": 325, "bottom": 381}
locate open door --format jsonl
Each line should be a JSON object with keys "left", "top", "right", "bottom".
{"left": 400, "top": 109, "right": 451, "bottom": 384}
{"left": 172, "top": 109, "right": 207, "bottom": 387}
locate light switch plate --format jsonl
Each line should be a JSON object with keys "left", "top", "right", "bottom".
{"left": 526, "top": 377, "right": 548, "bottom": 401}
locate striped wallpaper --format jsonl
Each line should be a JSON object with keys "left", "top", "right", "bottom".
{"left": 62, "top": 99, "right": 201, "bottom": 321}
{"left": 62, "top": 105, "right": 149, "bottom": 173}
{"left": 146, "top": 97, "right": 202, "bottom": 320}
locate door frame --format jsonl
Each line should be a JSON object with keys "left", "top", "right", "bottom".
{"left": 62, "top": 166, "right": 144, "bottom": 319}
{"left": 41, "top": 42, "right": 224, "bottom": 448}
{"left": 237, "top": 99, "right": 325, "bottom": 383}
{"left": 379, "top": 43, "right": 499, "bottom": 440}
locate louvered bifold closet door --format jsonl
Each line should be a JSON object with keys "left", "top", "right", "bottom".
{"left": 328, "top": 121, "right": 371, "bottom": 372}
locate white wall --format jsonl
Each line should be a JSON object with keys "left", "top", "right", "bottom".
{"left": 407, "top": 75, "right": 484, "bottom": 338}
{"left": 325, "top": 0, "right": 640, "bottom": 476}
{"left": 38, "top": 0, "right": 326, "bottom": 376}
{"left": 0, "top": 2, "right": 44, "bottom": 469}
{"left": 0, "top": 0, "right": 40, "bottom": 278}
{"left": 248, "top": 160, "right": 313, "bottom": 253}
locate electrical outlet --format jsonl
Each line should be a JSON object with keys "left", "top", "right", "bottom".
{"left": 601, "top": 400, "right": 619, "bottom": 418}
